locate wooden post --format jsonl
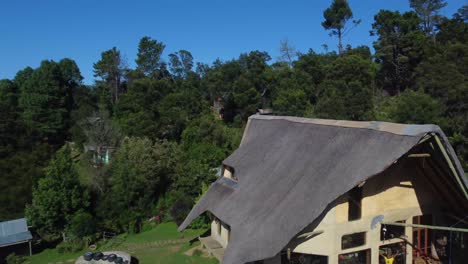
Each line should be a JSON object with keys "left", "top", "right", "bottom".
{"left": 29, "top": 240, "right": 32, "bottom": 256}
{"left": 405, "top": 216, "right": 413, "bottom": 264}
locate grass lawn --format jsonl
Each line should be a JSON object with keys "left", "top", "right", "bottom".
{"left": 126, "top": 242, "right": 218, "bottom": 264}
{"left": 27, "top": 222, "right": 218, "bottom": 264}
{"left": 124, "top": 222, "right": 204, "bottom": 243}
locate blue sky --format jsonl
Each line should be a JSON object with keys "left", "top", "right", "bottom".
{"left": 1, "top": 0, "right": 465, "bottom": 84}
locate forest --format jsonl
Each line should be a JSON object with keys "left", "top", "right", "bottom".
{"left": 0, "top": 0, "right": 466, "bottom": 250}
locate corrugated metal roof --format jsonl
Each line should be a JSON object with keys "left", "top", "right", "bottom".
{"left": 0, "top": 218, "right": 32, "bottom": 246}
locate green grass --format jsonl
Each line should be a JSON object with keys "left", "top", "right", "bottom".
{"left": 27, "top": 222, "right": 218, "bottom": 264}
{"left": 28, "top": 248, "right": 88, "bottom": 264}
{"left": 126, "top": 242, "right": 218, "bottom": 264}
{"left": 124, "top": 222, "right": 203, "bottom": 243}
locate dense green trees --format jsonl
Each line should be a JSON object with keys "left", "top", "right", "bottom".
{"left": 322, "top": 0, "right": 359, "bottom": 54}
{"left": 98, "top": 138, "right": 179, "bottom": 231}
{"left": 26, "top": 147, "right": 89, "bottom": 239}
{"left": 136, "top": 36, "right": 166, "bottom": 77}
{"left": 372, "top": 10, "right": 425, "bottom": 95}
{"left": 169, "top": 50, "right": 194, "bottom": 79}
{"left": 314, "top": 54, "right": 375, "bottom": 120}
{"left": 93, "top": 47, "right": 126, "bottom": 104}
{"left": 0, "top": 146, "right": 51, "bottom": 221}
{"left": 0, "top": 80, "right": 20, "bottom": 156}
{"left": 378, "top": 89, "right": 445, "bottom": 124}
{"left": 410, "top": 0, "right": 447, "bottom": 39}
{"left": 173, "top": 114, "right": 241, "bottom": 196}
{"left": 19, "top": 60, "right": 76, "bottom": 144}
{"left": 0, "top": 59, "right": 83, "bottom": 221}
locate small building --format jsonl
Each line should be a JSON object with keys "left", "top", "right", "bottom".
{"left": 179, "top": 115, "right": 468, "bottom": 264}
{"left": 84, "top": 145, "right": 116, "bottom": 165}
{"left": 213, "top": 97, "right": 224, "bottom": 120}
{"left": 0, "top": 218, "right": 32, "bottom": 263}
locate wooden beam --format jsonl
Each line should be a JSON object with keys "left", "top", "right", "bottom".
{"left": 383, "top": 222, "right": 468, "bottom": 233}
{"left": 433, "top": 135, "right": 468, "bottom": 199}
{"left": 297, "top": 230, "right": 324, "bottom": 239}
{"left": 408, "top": 153, "right": 431, "bottom": 158}
{"left": 424, "top": 153, "right": 468, "bottom": 215}
{"left": 418, "top": 133, "right": 433, "bottom": 144}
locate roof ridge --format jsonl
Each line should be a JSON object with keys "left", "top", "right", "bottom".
{"left": 249, "top": 115, "right": 439, "bottom": 136}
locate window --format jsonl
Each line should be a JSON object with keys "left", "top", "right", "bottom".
{"left": 379, "top": 243, "right": 406, "bottom": 264}
{"left": 342, "top": 232, "right": 366, "bottom": 250}
{"left": 338, "top": 249, "right": 371, "bottom": 264}
{"left": 223, "top": 166, "right": 237, "bottom": 181}
{"left": 281, "top": 252, "right": 328, "bottom": 264}
{"left": 381, "top": 220, "right": 406, "bottom": 241}
{"left": 348, "top": 187, "right": 362, "bottom": 221}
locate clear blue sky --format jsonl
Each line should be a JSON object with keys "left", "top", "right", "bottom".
{"left": 1, "top": 0, "right": 465, "bottom": 84}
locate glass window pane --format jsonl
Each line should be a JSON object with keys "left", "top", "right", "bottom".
{"left": 342, "top": 232, "right": 366, "bottom": 250}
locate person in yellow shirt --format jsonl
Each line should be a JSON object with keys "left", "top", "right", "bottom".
{"left": 380, "top": 248, "right": 397, "bottom": 264}
{"left": 382, "top": 255, "right": 395, "bottom": 264}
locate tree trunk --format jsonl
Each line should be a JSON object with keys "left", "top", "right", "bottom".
{"left": 338, "top": 29, "right": 343, "bottom": 55}
{"left": 114, "top": 75, "right": 119, "bottom": 104}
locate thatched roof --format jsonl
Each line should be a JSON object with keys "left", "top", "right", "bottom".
{"left": 179, "top": 115, "right": 467, "bottom": 264}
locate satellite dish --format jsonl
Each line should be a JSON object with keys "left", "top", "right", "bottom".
{"left": 371, "top": 215, "right": 384, "bottom": 230}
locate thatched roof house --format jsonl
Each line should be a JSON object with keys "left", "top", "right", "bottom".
{"left": 179, "top": 115, "right": 468, "bottom": 264}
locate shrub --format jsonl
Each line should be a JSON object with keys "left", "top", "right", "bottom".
{"left": 67, "top": 211, "right": 96, "bottom": 239}
{"left": 56, "top": 242, "right": 71, "bottom": 254}
{"left": 56, "top": 240, "right": 84, "bottom": 254}
{"left": 189, "top": 214, "right": 210, "bottom": 229}
{"left": 193, "top": 249, "right": 203, "bottom": 257}
{"left": 170, "top": 196, "right": 193, "bottom": 226}
{"left": 6, "top": 253, "right": 25, "bottom": 264}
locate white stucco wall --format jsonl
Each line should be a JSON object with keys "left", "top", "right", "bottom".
{"left": 211, "top": 218, "right": 230, "bottom": 248}
{"left": 290, "top": 159, "right": 441, "bottom": 264}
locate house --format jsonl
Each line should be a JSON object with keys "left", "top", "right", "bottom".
{"left": 0, "top": 218, "right": 32, "bottom": 263}
{"left": 84, "top": 144, "right": 116, "bottom": 165}
{"left": 179, "top": 115, "right": 468, "bottom": 264}
{"left": 81, "top": 114, "right": 118, "bottom": 166}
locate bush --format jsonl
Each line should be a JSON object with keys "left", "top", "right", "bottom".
{"left": 56, "top": 242, "right": 71, "bottom": 254}
{"left": 140, "top": 221, "right": 158, "bottom": 232}
{"left": 127, "top": 218, "right": 142, "bottom": 234}
{"left": 67, "top": 211, "right": 96, "bottom": 239}
{"left": 193, "top": 249, "right": 203, "bottom": 257}
{"left": 6, "top": 253, "right": 25, "bottom": 264}
{"left": 154, "top": 195, "right": 173, "bottom": 222}
{"left": 170, "top": 195, "right": 193, "bottom": 226}
{"left": 56, "top": 240, "right": 84, "bottom": 254}
{"left": 378, "top": 89, "right": 445, "bottom": 126}
{"left": 189, "top": 214, "right": 210, "bottom": 229}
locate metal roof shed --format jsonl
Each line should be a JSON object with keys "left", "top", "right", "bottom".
{"left": 0, "top": 218, "right": 32, "bottom": 258}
